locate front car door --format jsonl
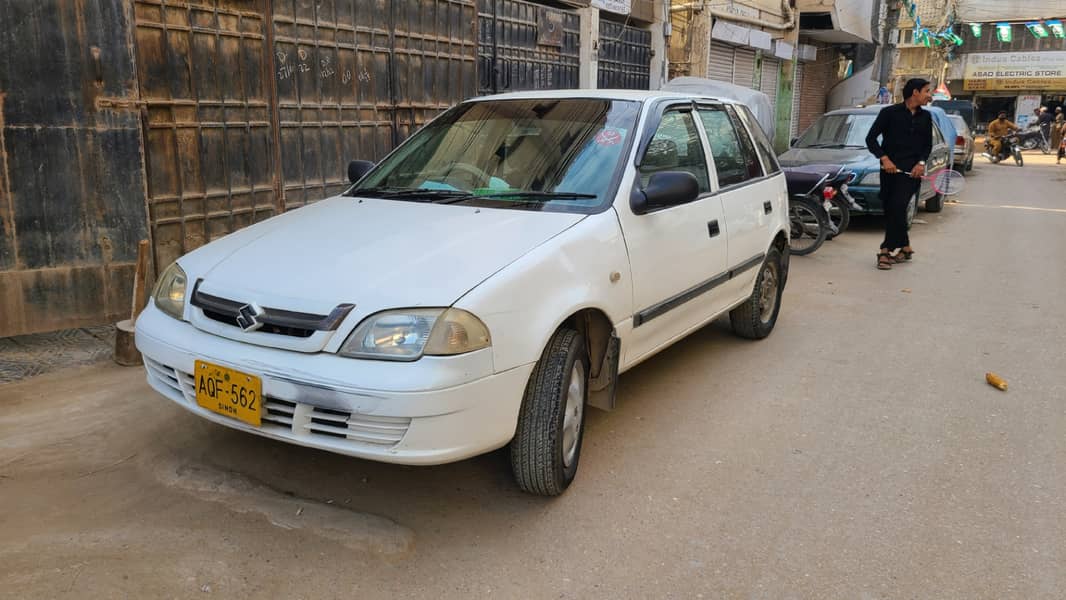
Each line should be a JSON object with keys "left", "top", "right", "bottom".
{"left": 615, "top": 103, "right": 730, "bottom": 368}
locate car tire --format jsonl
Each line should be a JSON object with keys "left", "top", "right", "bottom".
{"left": 925, "top": 193, "right": 943, "bottom": 213}
{"left": 730, "top": 246, "right": 784, "bottom": 340}
{"left": 510, "top": 327, "right": 589, "bottom": 496}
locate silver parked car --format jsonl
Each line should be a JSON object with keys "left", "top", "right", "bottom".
{"left": 947, "top": 114, "right": 975, "bottom": 172}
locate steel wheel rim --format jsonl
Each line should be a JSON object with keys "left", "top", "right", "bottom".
{"left": 562, "top": 361, "right": 585, "bottom": 468}
{"left": 758, "top": 263, "right": 779, "bottom": 323}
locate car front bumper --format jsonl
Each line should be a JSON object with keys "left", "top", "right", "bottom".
{"left": 135, "top": 302, "right": 533, "bottom": 465}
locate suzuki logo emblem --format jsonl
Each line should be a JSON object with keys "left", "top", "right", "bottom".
{"left": 235, "top": 303, "right": 265, "bottom": 332}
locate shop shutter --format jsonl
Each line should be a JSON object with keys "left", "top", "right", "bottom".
{"left": 708, "top": 41, "right": 734, "bottom": 82}
{"left": 760, "top": 57, "right": 780, "bottom": 108}
{"left": 733, "top": 47, "right": 756, "bottom": 88}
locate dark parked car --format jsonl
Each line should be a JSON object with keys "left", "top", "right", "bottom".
{"left": 779, "top": 104, "right": 953, "bottom": 220}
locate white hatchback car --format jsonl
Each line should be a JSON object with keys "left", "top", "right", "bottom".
{"left": 137, "top": 90, "right": 790, "bottom": 495}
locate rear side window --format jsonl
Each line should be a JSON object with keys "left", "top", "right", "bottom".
{"left": 638, "top": 110, "right": 711, "bottom": 194}
{"left": 733, "top": 105, "right": 781, "bottom": 174}
{"left": 932, "top": 123, "right": 945, "bottom": 145}
{"left": 697, "top": 106, "right": 763, "bottom": 188}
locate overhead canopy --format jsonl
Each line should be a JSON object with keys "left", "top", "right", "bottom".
{"left": 956, "top": 0, "right": 1066, "bottom": 22}
{"left": 662, "top": 77, "right": 776, "bottom": 141}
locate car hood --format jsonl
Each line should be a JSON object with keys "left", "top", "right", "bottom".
{"left": 778, "top": 147, "right": 879, "bottom": 170}
{"left": 182, "top": 196, "right": 585, "bottom": 315}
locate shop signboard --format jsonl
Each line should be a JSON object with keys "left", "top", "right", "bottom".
{"left": 963, "top": 51, "right": 1066, "bottom": 91}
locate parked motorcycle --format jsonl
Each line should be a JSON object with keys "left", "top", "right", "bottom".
{"left": 983, "top": 134, "right": 1024, "bottom": 167}
{"left": 1017, "top": 125, "right": 1051, "bottom": 154}
{"left": 782, "top": 164, "right": 856, "bottom": 255}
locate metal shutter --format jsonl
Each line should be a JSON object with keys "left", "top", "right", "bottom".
{"left": 708, "top": 42, "right": 733, "bottom": 82}
{"left": 733, "top": 48, "right": 756, "bottom": 88}
{"left": 791, "top": 63, "right": 804, "bottom": 138}
{"left": 760, "top": 57, "right": 780, "bottom": 108}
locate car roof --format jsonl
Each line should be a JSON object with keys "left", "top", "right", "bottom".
{"left": 466, "top": 89, "right": 742, "bottom": 105}
{"left": 825, "top": 103, "right": 950, "bottom": 117}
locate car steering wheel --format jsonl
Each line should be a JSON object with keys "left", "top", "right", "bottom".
{"left": 424, "top": 162, "right": 492, "bottom": 191}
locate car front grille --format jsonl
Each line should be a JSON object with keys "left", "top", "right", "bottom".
{"left": 144, "top": 357, "right": 409, "bottom": 447}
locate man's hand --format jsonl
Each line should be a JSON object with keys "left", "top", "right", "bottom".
{"left": 880, "top": 156, "right": 899, "bottom": 174}
{"left": 911, "top": 163, "right": 925, "bottom": 178}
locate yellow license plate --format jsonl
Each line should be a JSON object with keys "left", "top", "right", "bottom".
{"left": 194, "top": 360, "right": 262, "bottom": 427}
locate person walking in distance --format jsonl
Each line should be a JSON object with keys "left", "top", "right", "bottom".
{"left": 1053, "top": 107, "right": 1065, "bottom": 164}
{"left": 865, "top": 78, "right": 933, "bottom": 270}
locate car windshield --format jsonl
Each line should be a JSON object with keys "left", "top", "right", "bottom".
{"left": 947, "top": 115, "right": 969, "bottom": 135}
{"left": 796, "top": 114, "right": 876, "bottom": 148}
{"left": 350, "top": 98, "right": 641, "bottom": 212}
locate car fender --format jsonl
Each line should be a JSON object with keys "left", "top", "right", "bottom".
{"left": 453, "top": 209, "right": 633, "bottom": 374}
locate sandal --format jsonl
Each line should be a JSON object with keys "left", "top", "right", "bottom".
{"left": 877, "top": 251, "right": 893, "bottom": 270}
{"left": 898, "top": 248, "right": 914, "bottom": 261}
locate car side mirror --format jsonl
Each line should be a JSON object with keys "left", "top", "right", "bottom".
{"left": 348, "top": 160, "right": 375, "bottom": 184}
{"left": 631, "top": 171, "right": 699, "bottom": 215}
{"left": 790, "top": 137, "right": 799, "bottom": 147}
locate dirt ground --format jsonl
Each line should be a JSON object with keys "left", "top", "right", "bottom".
{"left": 2, "top": 155, "right": 1065, "bottom": 599}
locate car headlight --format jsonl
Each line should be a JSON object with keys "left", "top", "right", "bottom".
{"left": 859, "top": 171, "right": 880, "bottom": 186}
{"left": 338, "top": 308, "right": 491, "bottom": 361}
{"left": 152, "top": 262, "right": 188, "bottom": 320}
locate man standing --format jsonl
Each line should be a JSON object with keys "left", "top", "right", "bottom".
{"left": 987, "top": 111, "right": 1019, "bottom": 160}
{"left": 1038, "top": 106, "right": 1054, "bottom": 141}
{"left": 865, "top": 78, "right": 933, "bottom": 270}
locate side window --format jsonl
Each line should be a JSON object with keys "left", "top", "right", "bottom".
{"left": 932, "top": 122, "right": 945, "bottom": 145}
{"left": 733, "top": 105, "right": 781, "bottom": 174}
{"left": 638, "top": 110, "right": 711, "bottom": 194}
{"left": 697, "top": 106, "right": 763, "bottom": 188}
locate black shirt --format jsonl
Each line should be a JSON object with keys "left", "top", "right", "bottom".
{"left": 865, "top": 103, "right": 933, "bottom": 172}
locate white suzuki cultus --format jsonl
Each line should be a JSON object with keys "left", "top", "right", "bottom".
{"left": 137, "top": 90, "right": 790, "bottom": 495}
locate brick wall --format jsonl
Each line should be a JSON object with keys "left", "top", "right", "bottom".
{"left": 797, "top": 45, "right": 846, "bottom": 132}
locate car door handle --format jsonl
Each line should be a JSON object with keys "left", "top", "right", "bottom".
{"left": 707, "top": 220, "right": 720, "bottom": 238}
{"left": 763, "top": 201, "right": 773, "bottom": 214}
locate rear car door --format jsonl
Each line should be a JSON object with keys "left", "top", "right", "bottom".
{"left": 696, "top": 103, "right": 782, "bottom": 304}
{"left": 920, "top": 122, "right": 951, "bottom": 201}
{"left": 616, "top": 104, "right": 730, "bottom": 366}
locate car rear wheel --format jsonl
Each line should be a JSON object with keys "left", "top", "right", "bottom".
{"left": 730, "top": 246, "right": 784, "bottom": 340}
{"left": 925, "top": 193, "right": 943, "bottom": 213}
{"left": 511, "top": 328, "right": 589, "bottom": 496}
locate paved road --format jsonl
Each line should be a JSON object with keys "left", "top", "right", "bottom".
{"left": 2, "top": 155, "right": 1064, "bottom": 599}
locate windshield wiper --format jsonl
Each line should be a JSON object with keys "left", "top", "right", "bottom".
{"left": 473, "top": 191, "right": 598, "bottom": 201}
{"left": 349, "top": 187, "right": 475, "bottom": 202}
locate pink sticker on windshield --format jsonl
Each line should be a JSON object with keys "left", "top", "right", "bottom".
{"left": 595, "top": 129, "right": 622, "bottom": 146}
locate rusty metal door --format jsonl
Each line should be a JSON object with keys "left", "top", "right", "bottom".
{"left": 135, "top": 0, "right": 477, "bottom": 271}
{"left": 477, "top": 0, "right": 580, "bottom": 95}
{"left": 0, "top": 0, "right": 150, "bottom": 337}
{"left": 597, "top": 19, "right": 651, "bottom": 90}
{"left": 271, "top": 0, "right": 477, "bottom": 209}
{"left": 134, "top": 0, "right": 279, "bottom": 271}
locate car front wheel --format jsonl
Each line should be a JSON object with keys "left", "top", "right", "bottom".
{"left": 511, "top": 327, "right": 589, "bottom": 496}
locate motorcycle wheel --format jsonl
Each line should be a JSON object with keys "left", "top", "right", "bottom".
{"left": 1013, "top": 148, "right": 1024, "bottom": 166}
{"left": 1041, "top": 141, "right": 1051, "bottom": 155}
{"left": 788, "top": 197, "right": 828, "bottom": 256}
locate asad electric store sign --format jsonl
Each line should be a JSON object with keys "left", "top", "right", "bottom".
{"left": 963, "top": 51, "right": 1066, "bottom": 91}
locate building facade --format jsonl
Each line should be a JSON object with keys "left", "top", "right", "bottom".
{"left": 0, "top": 0, "right": 667, "bottom": 337}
